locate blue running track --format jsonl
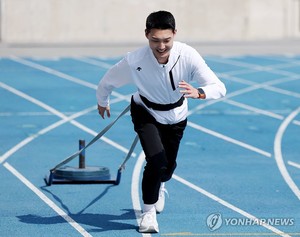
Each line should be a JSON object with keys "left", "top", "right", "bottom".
{"left": 0, "top": 54, "right": 300, "bottom": 237}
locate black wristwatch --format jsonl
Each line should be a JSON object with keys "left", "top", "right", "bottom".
{"left": 197, "top": 88, "right": 205, "bottom": 99}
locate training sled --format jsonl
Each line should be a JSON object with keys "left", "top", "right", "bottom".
{"left": 44, "top": 162, "right": 123, "bottom": 185}
{"left": 44, "top": 105, "right": 139, "bottom": 186}
{"left": 44, "top": 140, "right": 123, "bottom": 185}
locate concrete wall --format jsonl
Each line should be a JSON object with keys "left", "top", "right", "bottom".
{"left": 1, "top": 0, "right": 299, "bottom": 44}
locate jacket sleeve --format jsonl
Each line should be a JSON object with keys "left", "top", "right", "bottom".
{"left": 190, "top": 49, "right": 226, "bottom": 100}
{"left": 96, "top": 57, "right": 133, "bottom": 107}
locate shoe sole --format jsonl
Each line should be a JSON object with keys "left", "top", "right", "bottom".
{"left": 139, "top": 226, "right": 159, "bottom": 233}
{"left": 155, "top": 205, "right": 164, "bottom": 213}
{"left": 155, "top": 201, "right": 165, "bottom": 213}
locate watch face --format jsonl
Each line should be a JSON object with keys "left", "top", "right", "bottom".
{"left": 198, "top": 88, "right": 204, "bottom": 94}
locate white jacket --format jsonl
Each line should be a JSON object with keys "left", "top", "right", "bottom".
{"left": 97, "top": 41, "right": 226, "bottom": 124}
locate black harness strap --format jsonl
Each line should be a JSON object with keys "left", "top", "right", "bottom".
{"left": 140, "top": 94, "right": 184, "bottom": 111}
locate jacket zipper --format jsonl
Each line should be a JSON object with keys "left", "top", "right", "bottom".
{"left": 169, "top": 55, "right": 181, "bottom": 91}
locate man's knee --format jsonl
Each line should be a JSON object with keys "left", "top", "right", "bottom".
{"left": 145, "top": 151, "right": 168, "bottom": 175}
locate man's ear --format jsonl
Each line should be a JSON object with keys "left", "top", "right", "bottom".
{"left": 145, "top": 29, "right": 149, "bottom": 38}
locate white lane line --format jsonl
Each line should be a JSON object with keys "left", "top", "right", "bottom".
{"left": 9, "top": 56, "right": 97, "bottom": 89}
{"left": 131, "top": 151, "right": 151, "bottom": 237}
{"left": 187, "top": 121, "right": 272, "bottom": 158}
{"left": 187, "top": 75, "right": 296, "bottom": 117}
{"left": 224, "top": 99, "right": 284, "bottom": 120}
{"left": 264, "top": 85, "right": 300, "bottom": 99}
{"left": 186, "top": 73, "right": 299, "bottom": 157}
{"left": 288, "top": 161, "right": 300, "bottom": 170}
{"left": 10, "top": 56, "right": 131, "bottom": 102}
{"left": 0, "top": 106, "right": 95, "bottom": 164}
{"left": 274, "top": 107, "right": 300, "bottom": 200}
{"left": 210, "top": 57, "right": 300, "bottom": 100}
{"left": 207, "top": 73, "right": 300, "bottom": 125}
{"left": 293, "top": 120, "right": 300, "bottom": 126}
{"left": 0, "top": 81, "right": 69, "bottom": 119}
{"left": 0, "top": 82, "right": 134, "bottom": 159}
{"left": 206, "top": 56, "right": 300, "bottom": 78}
{"left": 74, "top": 57, "right": 113, "bottom": 69}
{"left": 172, "top": 174, "right": 290, "bottom": 237}
{"left": 3, "top": 162, "right": 92, "bottom": 237}
{"left": 225, "top": 99, "right": 300, "bottom": 126}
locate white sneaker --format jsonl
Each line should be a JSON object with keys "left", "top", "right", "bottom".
{"left": 139, "top": 210, "right": 159, "bottom": 233}
{"left": 155, "top": 184, "right": 169, "bottom": 213}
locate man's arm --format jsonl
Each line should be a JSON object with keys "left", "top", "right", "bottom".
{"left": 96, "top": 57, "right": 132, "bottom": 119}
{"left": 188, "top": 47, "right": 226, "bottom": 100}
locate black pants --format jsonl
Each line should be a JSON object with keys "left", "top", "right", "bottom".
{"left": 130, "top": 97, "right": 187, "bottom": 204}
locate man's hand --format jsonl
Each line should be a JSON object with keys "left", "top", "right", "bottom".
{"left": 178, "top": 80, "right": 201, "bottom": 99}
{"left": 97, "top": 104, "right": 111, "bottom": 119}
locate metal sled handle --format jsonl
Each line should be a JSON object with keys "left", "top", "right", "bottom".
{"left": 50, "top": 104, "right": 131, "bottom": 172}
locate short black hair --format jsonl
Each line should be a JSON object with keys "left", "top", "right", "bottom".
{"left": 145, "top": 11, "right": 176, "bottom": 33}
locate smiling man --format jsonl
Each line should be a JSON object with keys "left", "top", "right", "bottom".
{"left": 147, "top": 29, "right": 174, "bottom": 64}
{"left": 97, "top": 10, "right": 226, "bottom": 233}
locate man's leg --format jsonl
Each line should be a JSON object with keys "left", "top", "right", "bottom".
{"left": 159, "top": 119, "right": 187, "bottom": 182}
{"left": 153, "top": 119, "right": 187, "bottom": 213}
{"left": 130, "top": 98, "right": 166, "bottom": 233}
{"left": 130, "top": 98, "right": 167, "bottom": 204}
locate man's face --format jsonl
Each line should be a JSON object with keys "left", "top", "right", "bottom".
{"left": 146, "top": 28, "right": 176, "bottom": 64}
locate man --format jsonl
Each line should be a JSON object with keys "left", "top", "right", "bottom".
{"left": 97, "top": 10, "right": 226, "bottom": 233}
